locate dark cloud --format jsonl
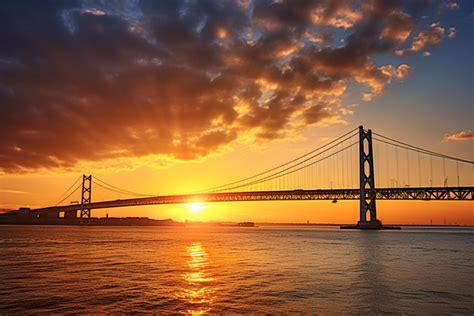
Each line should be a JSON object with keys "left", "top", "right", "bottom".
{"left": 0, "top": 0, "right": 452, "bottom": 172}
{"left": 303, "top": 105, "right": 333, "bottom": 125}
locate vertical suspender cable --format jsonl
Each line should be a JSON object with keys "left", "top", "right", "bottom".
{"left": 288, "top": 171, "right": 291, "bottom": 190}
{"left": 396, "top": 147, "right": 399, "bottom": 187}
{"left": 456, "top": 161, "right": 460, "bottom": 187}
{"left": 338, "top": 146, "right": 341, "bottom": 189}
{"left": 318, "top": 160, "right": 321, "bottom": 189}
{"left": 328, "top": 157, "right": 335, "bottom": 189}
{"left": 418, "top": 152, "right": 422, "bottom": 187}
{"left": 347, "top": 146, "right": 350, "bottom": 189}
{"left": 375, "top": 141, "right": 379, "bottom": 188}
{"left": 322, "top": 159, "right": 325, "bottom": 189}
{"left": 324, "top": 159, "right": 326, "bottom": 189}
{"left": 347, "top": 145, "right": 351, "bottom": 188}
{"left": 307, "top": 163, "right": 310, "bottom": 189}
{"left": 321, "top": 160, "right": 324, "bottom": 189}
{"left": 309, "top": 162, "right": 312, "bottom": 189}
{"left": 326, "top": 158, "right": 329, "bottom": 189}
{"left": 430, "top": 155, "right": 433, "bottom": 187}
{"left": 333, "top": 154, "right": 335, "bottom": 189}
{"left": 443, "top": 158, "right": 447, "bottom": 187}
{"left": 349, "top": 146, "right": 354, "bottom": 187}
{"left": 386, "top": 142, "right": 390, "bottom": 187}
{"left": 294, "top": 170, "right": 297, "bottom": 190}
{"left": 342, "top": 145, "right": 345, "bottom": 188}
{"left": 406, "top": 149, "right": 410, "bottom": 187}
{"left": 336, "top": 146, "right": 339, "bottom": 189}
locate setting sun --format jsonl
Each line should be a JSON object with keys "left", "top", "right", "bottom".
{"left": 186, "top": 203, "right": 208, "bottom": 214}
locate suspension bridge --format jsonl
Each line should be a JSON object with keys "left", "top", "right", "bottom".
{"left": 12, "top": 126, "right": 474, "bottom": 229}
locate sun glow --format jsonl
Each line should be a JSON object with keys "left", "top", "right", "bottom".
{"left": 186, "top": 202, "right": 208, "bottom": 214}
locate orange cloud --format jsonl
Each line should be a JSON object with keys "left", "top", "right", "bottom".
{"left": 411, "top": 22, "right": 446, "bottom": 52}
{"left": 380, "top": 10, "right": 415, "bottom": 43}
{"left": 0, "top": 0, "right": 454, "bottom": 173}
{"left": 444, "top": 130, "right": 474, "bottom": 141}
{"left": 395, "top": 21, "right": 456, "bottom": 57}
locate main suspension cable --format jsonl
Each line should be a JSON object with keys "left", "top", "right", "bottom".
{"left": 55, "top": 182, "right": 82, "bottom": 206}
{"left": 207, "top": 135, "right": 357, "bottom": 193}
{"left": 373, "top": 137, "right": 473, "bottom": 164}
{"left": 200, "top": 127, "right": 359, "bottom": 193}
{"left": 218, "top": 141, "right": 358, "bottom": 192}
{"left": 53, "top": 175, "right": 82, "bottom": 206}
{"left": 93, "top": 176, "right": 155, "bottom": 197}
{"left": 373, "top": 132, "right": 474, "bottom": 164}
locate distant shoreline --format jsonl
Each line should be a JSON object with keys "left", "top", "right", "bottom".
{"left": 256, "top": 222, "right": 471, "bottom": 227}
{"left": 1, "top": 211, "right": 472, "bottom": 227}
{"left": 0, "top": 221, "right": 472, "bottom": 228}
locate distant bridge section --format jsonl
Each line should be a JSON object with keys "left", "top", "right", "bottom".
{"left": 31, "top": 186, "right": 473, "bottom": 214}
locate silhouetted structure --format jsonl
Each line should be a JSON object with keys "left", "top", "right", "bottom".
{"left": 7, "top": 125, "right": 473, "bottom": 229}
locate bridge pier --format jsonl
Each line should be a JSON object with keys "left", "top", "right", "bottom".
{"left": 341, "top": 126, "right": 400, "bottom": 230}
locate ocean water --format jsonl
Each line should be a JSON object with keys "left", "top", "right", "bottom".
{"left": 0, "top": 225, "right": 472, "bottom": 314}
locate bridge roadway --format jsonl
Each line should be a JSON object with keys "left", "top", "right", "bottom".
{"left": 32, "top": 186, "right": 473, "bottom": 214}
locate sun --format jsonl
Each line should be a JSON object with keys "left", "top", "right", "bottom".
{"left": 186, "top": 202, "right": 208, "bottom": 214}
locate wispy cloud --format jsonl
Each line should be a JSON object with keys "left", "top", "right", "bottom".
{"left": 439, "top": 1, "right": 460, "bottom": 12}
{"left": 443, "top": 130, "right": 474, "bottom": 141}
{"left": 0, "top": 189, "right": 29, "bottom": 194}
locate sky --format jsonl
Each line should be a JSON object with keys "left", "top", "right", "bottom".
{"left": 0, "top": 0, "right": 472, "bottom": 225}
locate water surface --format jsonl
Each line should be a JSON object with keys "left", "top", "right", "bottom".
{"left": 0, "top": 225, "right": 472, "bottom": 313}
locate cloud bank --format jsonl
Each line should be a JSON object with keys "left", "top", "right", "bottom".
{"left": 0, "top": 0, "right": 457, "bottom": 172}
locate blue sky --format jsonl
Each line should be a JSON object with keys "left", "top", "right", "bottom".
{"left": 349, "top": 1, "right": 472, "bottom": 159}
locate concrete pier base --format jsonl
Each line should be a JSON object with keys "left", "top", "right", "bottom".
{"left": 340, "top": 220, "right": 401, "bottom": 230}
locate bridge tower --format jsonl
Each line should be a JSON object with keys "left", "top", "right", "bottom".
{"left": 357, "top": 125, "right": 383, "bottom": 229}
{"left": 80, "top": 174, "right": 92, "bottom": 224}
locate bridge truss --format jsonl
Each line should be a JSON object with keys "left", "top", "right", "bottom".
{"left": 32, "top": 186, "right": 473, "bottom": 215}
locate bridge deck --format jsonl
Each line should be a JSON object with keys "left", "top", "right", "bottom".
{"left": 31, "top": 187, "right": 473, "bottom": 213}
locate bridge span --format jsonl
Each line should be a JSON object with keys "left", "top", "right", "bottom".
{"left": 31, "top": 186, "right": 473, "bottom": 214}
{"left": 11, "top": 125, "right": 473, "bottom": 229}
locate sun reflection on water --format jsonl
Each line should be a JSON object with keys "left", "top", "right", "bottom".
{"left": 180, "top": 242, "right": 215, "bottom": 314}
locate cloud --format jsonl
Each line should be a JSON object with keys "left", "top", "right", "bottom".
{"left": 0, "top": 189, "right": 29, "bottom": 194}
{"left": 395, "top": 22, "right": 456, "bottom": 56}
{"left": 380, "top": 10, "right": 415, "bottom": 43}
{"left": 0, "top": 0, "right": 454, "bottom": 173}
{"left": 447, "top": 27, "right": 456, "bottom": 38}
{"left": 444, "top": 130, "right": 474, "bottom": 141}
{"left": 439, "top": 1, "right": 459, "bottom": 11}
{"left": 411, "top": 22, "right": 446, "bottom": 52}
{"left": 396, "top": 21, "right": 455, "bottom": 56}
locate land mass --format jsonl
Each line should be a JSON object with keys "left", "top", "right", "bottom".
{"left": 0, "top": 209, "right": 256, "bottom": 227}
{"left": 0, "top": 209, "right": 469, "bottom": 227}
